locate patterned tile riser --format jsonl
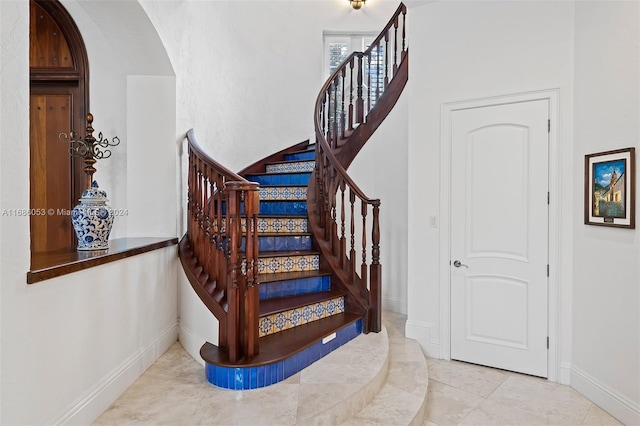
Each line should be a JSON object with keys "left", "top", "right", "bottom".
{"left": 266, "top": 161, "right": 315, "bottom": 174}
{"left": 248, "top": 172, "right": 311, "bottom": 186}
{"left": 259, "top": 186, "right": 308, "bottom": 201}
{"left": 257, "top": 254, "right": 320, "bottom": 274}
{"left": 216, "top": 217, "right": 308, "bottom": 234}
{"left": 259, "top": 297, "right": 345, "bottom": 337}
{"left": 204, "top": 319, "right": 362, "bottom": 390}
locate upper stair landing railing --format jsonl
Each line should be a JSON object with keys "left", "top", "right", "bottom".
{"left": 317, "top": 3, "right": 407, "bottom": 151}
{"left": 311, "top": 3, "right": 408, "bottom": 334}
{"left": 179, "top": 129, "right": 260, "bottom": 363}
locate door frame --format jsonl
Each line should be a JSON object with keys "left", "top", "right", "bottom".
{"left": 439, "top": 89, "right": 560, "bottom": 382}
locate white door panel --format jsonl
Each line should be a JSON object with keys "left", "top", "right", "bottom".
{"left": 451, "top": 100, "right": 549, "bottom": 377}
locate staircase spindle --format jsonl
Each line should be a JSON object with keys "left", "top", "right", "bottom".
{"left": 349, "top": 58, "right": 355, "bottom": 131}
{"left": 393, "top": 16, "right": 399, "bottom": 73}
{"left": 340, "top": 68, "right": 346, "bottom": 139}
{"left": 340, "top": 180, "right": 346, "bottom": 265}
{"left": 357, "top": 53, "right": 364, "bottom": 124}
{"left": 367, "top": 53, "right": 372, "bottom": 116}
{"left": 360, "top": 200, "right": 368, "bottom": 291}
{"left": 384, "top": 31, "right": 389, "bottom": 89}
{"left": 350, "top": 189, "right": 356, "bottom": 283}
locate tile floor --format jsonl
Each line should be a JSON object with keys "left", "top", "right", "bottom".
{"left": 424, "top": 357, "right": 622, "bottom": 426}
{"left": 94, "top": 312, "right": 623, "bottom": 425}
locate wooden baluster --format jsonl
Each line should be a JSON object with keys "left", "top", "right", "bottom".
{"left": 331, "top": 197, "right": 338, "bottom": 256}
{"left": 402, "top": 5, "right": 407, "bottom": 56}
{"left": 370, "top": 201, "right": 381, "bottom": 332}
{"left": 384, "top": 31, "right": 389, "bottom": 89}
{"left": 376, "top": 43, "right": 382, "bottom": 103}
{"left": 332, "top": 78, "right": 338, "bottom": 147}
{"left": 367, "top": 53, "right": 372, "bottom": 117}
{"left": 393, "top": 16, "right": 399, "bottom": 74}
{"left": 356, "top": 53, "right": 364, "bottom": 124}
{"left": 361, "top": 200, "right": 368, "bottom": 291}
{"left": 348, "top": 58, "right": 355, "bottom": 131}
{"left": 350, "top": 188, "right": 356, "bottom": 283}
{"left": 326, "top": 88, "right": 332, "bottom": 145}
{"left": 340, "top": 67, "right": 346, "bottom": 139}
{"left": 340, "top": 179, "right": 346, "bottom": 267}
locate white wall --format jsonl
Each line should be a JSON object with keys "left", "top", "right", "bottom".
{"left": 571, "top": 2, "right": 640, "bottom": 424}
{"left": 140, "top": 0, "right": 403, "bottom": 172}
{"left": 406, "top": 1, "right": 575, "bottom": 376}
{"left": 0, "top": 0, "right": 179, "bottom": 424}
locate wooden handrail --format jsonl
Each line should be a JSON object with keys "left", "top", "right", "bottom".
{"left": 310, "top": 3, "right": 408, "bottom": 333}
{"left": 180, "top": 129, "right": 260, "bottom": 363}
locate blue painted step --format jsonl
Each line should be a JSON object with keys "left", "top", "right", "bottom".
{"left": 240, "top": 234, "right": 312, "bottom": 252}
{"left": 259, "top": 273, "right": 331, "bottom": 300}
{"left": 285, "top": 150, "right": 315, "bottom": 161}
{"left": 247, "top": 172, "right": 311, "bottom": 186}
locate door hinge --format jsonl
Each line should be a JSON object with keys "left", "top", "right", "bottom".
{"left": 548, "top": 119, "right": 551, "bottom": 132}
{"left": 547, "top": 264, "right": 550, "bottom": 277}
{"left": 547, "top": 192, "right": 550, "bottom": 205}
{"left": 547, "top": 336, "right": 549, "bottom": 349}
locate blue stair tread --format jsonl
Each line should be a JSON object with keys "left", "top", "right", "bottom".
{"left": 258, "top": 270, "right": 331, "bottom": 283}
{"left": 200, "top": 312, "right": 361, "bottom": 368}
{"left": 259, "top": 290, "right": 345, "bottom": 317}
{"left": 257, "top": 183, "right": 308, "bottom": 187}
{"left": 259, "top": 249, "right": 319, "bottom": 258}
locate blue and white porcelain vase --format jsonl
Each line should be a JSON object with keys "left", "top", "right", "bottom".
{"left": 72, "top": 181, "right": 114, "bottom": 250}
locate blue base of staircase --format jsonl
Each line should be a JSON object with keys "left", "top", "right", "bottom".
{"left": 204, "top": 319, "right": 362, "bottom": 390}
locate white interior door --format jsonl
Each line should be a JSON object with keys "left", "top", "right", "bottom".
{"left": 450, "top": 100, "right": 549, "bottom": 377}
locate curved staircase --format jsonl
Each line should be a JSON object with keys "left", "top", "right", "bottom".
{"left": 178, "top": 3, "right": 408, "bottom": 390}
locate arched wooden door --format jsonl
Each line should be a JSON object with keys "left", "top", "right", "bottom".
{"left": 30, "top": 0, "right": 88, "bottom": 254}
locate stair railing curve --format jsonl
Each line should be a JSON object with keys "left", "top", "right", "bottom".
{"left": 310, "top": 3, "right": 407, "bottom": 333}
{"left": 179, "top": 129, "right": 260, "bottom": 363}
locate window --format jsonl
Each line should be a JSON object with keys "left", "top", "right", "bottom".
{"left": 323, "top": 32, "right": 386, "bottom": 109}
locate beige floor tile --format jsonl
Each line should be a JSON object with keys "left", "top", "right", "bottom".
{"left": 427, "top": 359, "right": 510, "bottom": 398}
{"left": 487, "top": 375, "right": 592, "bottom": 424}
{"left": 424, "top": 380, "right": 484, "bottom": 426}
{"left": 582, "top": 403, "right": 624, "bottom": 426}
{"left": 459, "top": 398, "right": 550, "bottom": 425}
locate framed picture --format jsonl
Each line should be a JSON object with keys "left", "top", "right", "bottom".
{"left": 585, "top": 147, "right": 636, "bottom": 228}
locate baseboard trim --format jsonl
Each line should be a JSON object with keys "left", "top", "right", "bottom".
{"left": 382, "top": 297, "right": 407, "bottom": 315}
{"left": 178, "top": 321, "right": 207, "bottom": 367}
{"left": 570, "top": 364, "right": 640, "bottom": 426}
{"left": 559, "top": 362, "right": 572, "bottom": 385}
{"left": 53, "top": 323, "right": 178, "bottom": 425}
{"left": 405, "top": 319, "right": 439, "bottom": 357}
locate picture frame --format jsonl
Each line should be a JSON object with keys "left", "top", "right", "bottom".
{"left": 584, "top": 147, "right": 636, "bottom": 228}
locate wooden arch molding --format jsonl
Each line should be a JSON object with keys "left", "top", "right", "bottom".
{"left": 30, "top": 0, "right": 90, "bottom": 254}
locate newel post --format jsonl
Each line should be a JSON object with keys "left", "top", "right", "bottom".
{"left": 370, "top": 200, "right": 382, "bottom": 332}
{"left": 225, "top": 181, "right": 260, "bottom": 362}
{"left": 225, "top": 184, "right": 242, "bottom": 363}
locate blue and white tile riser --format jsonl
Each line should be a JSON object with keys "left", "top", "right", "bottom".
{"left": 257, "top": 254, "right": 320, "bottom": 274}
{"left": 259, "top": 186, "right": 307, "bottom": 201}
{"left": 259, "top": 296, "right": 345, "bottom": 337}
{"left": 204, "top": 319, "right": 362, "bottom": 390}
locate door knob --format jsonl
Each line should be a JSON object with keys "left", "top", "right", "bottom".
{"left": 453, "top": 260, "right": 468, "bottom": 268}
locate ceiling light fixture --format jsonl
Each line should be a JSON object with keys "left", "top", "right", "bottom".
{"left": 349, "top": 0, "right": 366, "bottom": 10}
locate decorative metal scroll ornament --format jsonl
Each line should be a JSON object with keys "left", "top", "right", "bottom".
{"left": 59, "top": 113, "right": 119, "bottom": 250}
{"left": 59, "top": 112, "right": 120, "bottom": 188}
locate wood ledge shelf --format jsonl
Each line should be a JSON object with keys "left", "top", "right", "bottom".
{"left": 27, "top": 237, "right": 178, "bottom": 284}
